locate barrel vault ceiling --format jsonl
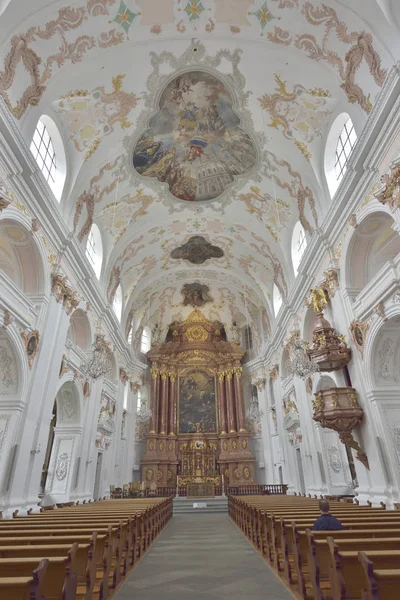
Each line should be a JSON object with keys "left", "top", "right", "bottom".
{"left": 1, "top": 0, "right": 400, "bottom": 345}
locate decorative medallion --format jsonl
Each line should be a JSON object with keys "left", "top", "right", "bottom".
{"left": 132, "top": 70, "right": 257, "bottom": 202}
{"left": 157, "top": 470, "right": 162, "bottom": 482}
{"left": 223, "top": 440, "right": 228, "bottom": 451}
{"left": 170, "top": 236, "right": 224, "bottom": 264}
{"left": 167, "top": 469, "right": 173, "bottom": 481}
{"left": 55, "top": 452, "right": 69, "bottom": 481}
{"left": 149, "top": 440, "right": 154, "bottom": 451}
{"left": 186, "top": 325, "right": 208, "bottom": 342}
{"left": 21, "top": 329, "right": 40, "bottom": 368}
{"left": 234, "top": 467, "right": 240, "bottom": 480}
{"left": 349, "top": 320, "right": 370, "bottom": 359}
{"left": 232, "top": 440, "right": 237, "bottom": 450}
{"left": 377, "top": 160, "right": 400, "bottom": 211}
{"left": 241, "top": 438, "right": 248, "bottom": 450}
{"left": 146, "top": 468, "right": 153, "bottom": 481}
{"left": 181, "top": 283, "right": 213, "bottom": 307}
{"left": 168, "top": 442, "right": 173, "bottom": 452}
{"left": 243, "top": 466, "right": 251, "bottom": 480}
{"left": 159, "top": 441, "right": 164, "bottom": 451}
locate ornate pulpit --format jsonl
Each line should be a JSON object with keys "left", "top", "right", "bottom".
{"left": 141, "top": 310, "right": 255, "bottom": 488}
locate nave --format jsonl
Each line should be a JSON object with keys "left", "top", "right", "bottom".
{"left": 115, "top": 513, "right": 292, "bottom": 600}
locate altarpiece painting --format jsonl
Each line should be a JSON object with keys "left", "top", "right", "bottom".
{"left": 179, "top": 371, "right": 217, "bottom": 433}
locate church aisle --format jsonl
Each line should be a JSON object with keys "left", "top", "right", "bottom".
{"left": 114, "top": 513, "right": 293, "bottom": 599}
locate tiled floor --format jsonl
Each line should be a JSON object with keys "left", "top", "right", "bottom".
{"left": 114, "top": 514, "right": 293, "bottom": 599}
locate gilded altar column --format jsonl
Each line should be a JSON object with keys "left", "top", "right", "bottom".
{"left": 225, "top": 368, "right": 237, "bottom": 433}
{"left": 149, "top": 366, "right": 159, "bottom": 434}
{"left": 159, "top": 370, "right": 169, "bottom": 435}
{"left": 168, "top": 373, "right": 177, "bottom": 436}
{"left": 217, "top": 372, "right": 228, "bottom": 435}
{"left": 234, "top": 366, "right": 247, "bottom": 432}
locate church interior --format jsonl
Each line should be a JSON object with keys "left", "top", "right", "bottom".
{"left": 2, "top": 0, "right": 400, "bottom": 598}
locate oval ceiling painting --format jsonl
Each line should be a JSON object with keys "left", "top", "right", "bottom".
{"left": 132, "top": 70, "right": 257, "bottom": 202}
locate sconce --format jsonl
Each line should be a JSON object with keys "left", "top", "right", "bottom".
{"left": 30, "top": 444, "right": 41, "bottom": 455}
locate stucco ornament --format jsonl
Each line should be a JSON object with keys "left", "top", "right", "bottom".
{"left": 55, "top": 452, "right": 69, "bottom": 481}
{"left": 349, "top": 320, "right": 370, "bottom": 359}
{"left": 170, "top": 236, "right": 224, "bottom": 264}
{"left": 328, "top": 446, "right": 342, "bottom": 473}
{"left": 124, "top": 39, "right": 262, "bottom": 214}
{"left": 51, "top": 272, "right": 80, "bottom": 315}
{"left": 0, "top": 178, "right": 11, "bottom": 212}
{"left": 377, "top": 160, "right": 400, "bottom": 211}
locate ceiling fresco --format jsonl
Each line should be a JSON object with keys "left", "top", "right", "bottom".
{"left": 132, "top": 70, "right": 257, "bottom": 202}
{"left": 1, "top": 0, "right": 400, "bottom": 350}
{"left": 170, "top": 235, "right": 224, "bottom": 264}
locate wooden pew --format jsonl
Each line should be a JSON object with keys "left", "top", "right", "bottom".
{"left": 328, "top": 537, "right": 400, "bottom": 600}
{"left": 359, "top": 551, "right": 400, "bottom": 600}
{"left": 0, "top": 557, "right": 48, "bottom": 600}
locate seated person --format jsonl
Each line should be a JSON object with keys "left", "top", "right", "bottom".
{"left": 312, "top": 499, "right": 344, "bottom": 530}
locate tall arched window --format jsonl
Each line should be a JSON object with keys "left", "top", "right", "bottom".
{"left": 123, "top": 385, "right": 129, "bottom": 410}
{"left": 140, "top": 326, "right": 151, "bottom": 354}
{"left": 335, "top": 118, "right": 357, "bottom": 182}
{"left": 113, "top": 285, "right": 122, "bottom": 322}
{"left": 273, "top": 284, "right": 283, "bottom": 316}
{"left": 30, "top": 116, "right": 66, "bottom": 201}
{"left": 127, "top": 325, "right": 133, "bottom": 345}
{"left": 137, "top": 389, "right": 142, "bottom": 411}
{"left": 324, "top": 113, "right": 357, "bottom": 198}
{"left": 291, "top": 221, "right": 307, "bottom": 275}
{"left": 85, "top": 224, "right": 103, "bottom": 279}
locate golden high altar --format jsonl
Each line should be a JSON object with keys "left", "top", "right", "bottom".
{"left": 141, "top": 310, "right": 255, "bottom": 490}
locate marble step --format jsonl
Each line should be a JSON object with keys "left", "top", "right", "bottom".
{"left": 173, "top": 497, "right": 228, "bottom": 514}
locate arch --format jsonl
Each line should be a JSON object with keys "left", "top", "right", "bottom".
{"left": 55, "top": 380, "right": 81, "bottom": 427}
{"left": 368, "top": 316, "right": 400, "bottom": 389}
{"left": 315, "top": 374, "right": 337, "bottom": 392}
{"left": 324, "top": 113, "right": 357, "bottom": 198}
{"left": 67, "top": 309, "right": 92, "bottom": 351}
{"left": 344, "top": 211, "right": 400, "bottom": 294}
{"left": 86, "top": 223, "right": 103, "bottom": 279}
{"left": 291, "top": 221, "right": 307, "bottom": 276}
{"left": 30, "top": 115, "right": 66, "bottom": 201}
{"left": 0, "top": 217, "right": 49, "bottom": 295}
{"left": 273, "top": 284, "right": 283, "bottom": 317}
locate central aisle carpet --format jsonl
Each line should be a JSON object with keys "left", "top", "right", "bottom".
{"left": 115, "top": 513, "right": 293, "bottom": 599}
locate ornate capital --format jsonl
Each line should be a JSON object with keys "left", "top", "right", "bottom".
{"left": 322, "top": 269, "right": 339, "bottom": 299}
{"left": 254, "top": 378, "right": 265, "bottom": 391}
{"left": 269, "top": 364, "right": 279, "bottom": 382}
{"left": 2, "top": 310, "right": 13, "bottom": 329}
{"left": 51, "top": 273, "right": 80, "bottom": 315}
{"left": 233, "top": 366, "right": 242, "bottom": 379}
{"left": 377, "top": 160, "right": 400, "bottom": 211}
{"left": 0, "top": 179, "right": 11, "bottom": 212}
{"left": 130, "top": 380, "right": 141, "bottom": 393}
{"left": 119, "top": 368, "right": 129, "bottom": 385}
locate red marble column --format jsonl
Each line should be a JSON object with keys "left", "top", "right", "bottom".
{"left": 168, "top": 374, "right": 177, "bottom": 436}
{"left": 149, "top": 368, "right": 159, "bottom": 434}
{"left": 225, "top": 371, "right": 237, "bottom": 433}
{"left": 217, "top": 373, "right": 228, "bottom": 435}
{"left": 234, "top": 367, "right": 247, "bottom": 432}
{"left": 159, "top": 372, "right": 169, "bottom": 435}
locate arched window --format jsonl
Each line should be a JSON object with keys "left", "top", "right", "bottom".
{"left": 113, "top": 285, "right": 122, "bottom": 322}
{"left": 273, "top": 284, "right": 283, "bottom": 316}
{"left": 291, "top": 221, "right": 307, "bottom": 275}
{"left": 335, "top": 118, "right": 357, "bottom": 182}
{"left": 29, "top": 116, "right": 66, "bottom": 201}
{"left": 123, "top": 385, "right": 129, "bottom": 410}
{"left": 127, "top": 325, "right": 133, "bottom": 345}
{"left": 137, "top": 389, "right": 142, "bottom": 411}
{"left": 140, "top": 326, "right": 151, "bottom": 354}
{"left": 243, "top": 325, "right": 253, "bottom": 351}
{"left": 324, "top": 113, "right": 357, "bottom": 198}
{"left": 85, "top": 224, "right": 103, "bottom": 279}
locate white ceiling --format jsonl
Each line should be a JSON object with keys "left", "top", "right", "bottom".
{"left": 1, "top": 0, "right": 400, "bottom": 343}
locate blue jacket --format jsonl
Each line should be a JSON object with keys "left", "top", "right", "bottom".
{"left": 312, "top": 513, "right": 344, "bottom": 531}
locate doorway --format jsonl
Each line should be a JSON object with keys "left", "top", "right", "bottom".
{"left": 296, "top": 448, "right": 306, "bottom": 494}
{"left": 93, "top": 452, "right": 103, "bottom": 499}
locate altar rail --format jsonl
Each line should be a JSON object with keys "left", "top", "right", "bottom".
{"left": 227, "top": 484, "right": 288, "bottom": 496}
